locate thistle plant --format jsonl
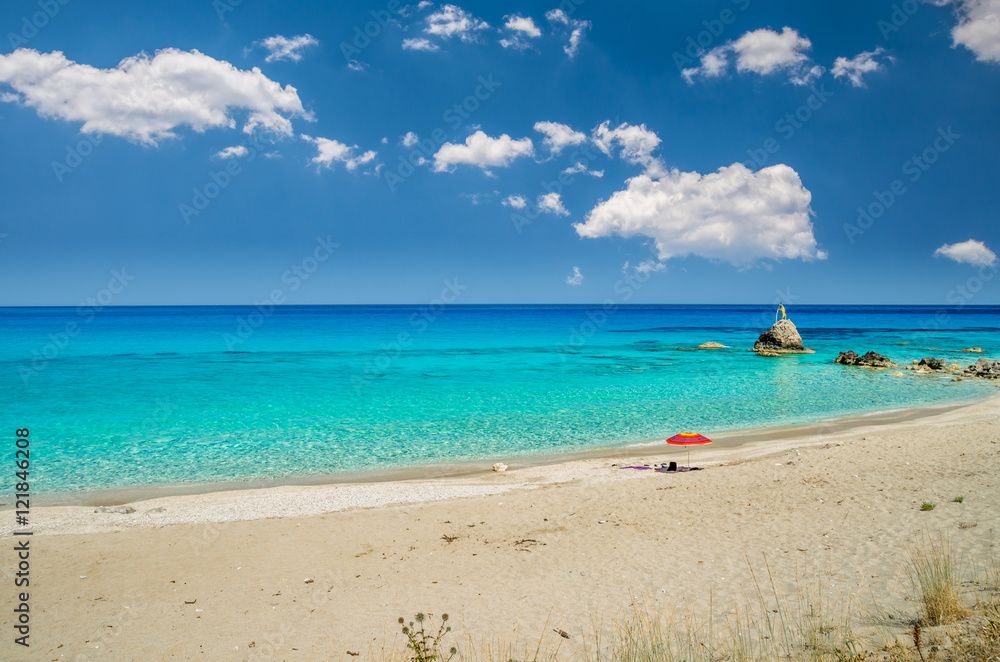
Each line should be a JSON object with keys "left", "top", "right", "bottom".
{"left": 399, "top": 612, "right": 458, "bottom": 662}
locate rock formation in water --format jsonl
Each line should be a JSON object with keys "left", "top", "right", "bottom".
{"left": 965, "top": 358, "right": 1000, "bottom": 379}
{"left": 918, "top": 357, "right": 945, "bottom": 370}
{"left": 697, "top": 342, "right": 727, "bottom": 349}
{"left": 834, "top": 350, "right": 895, "bottom": 367}
{"left": 753, "top": 319, "right": 811, "bottom": 355}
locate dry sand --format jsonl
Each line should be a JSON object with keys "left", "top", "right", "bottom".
{"left": 3, "top": 395, "right": 999, "bottom": 661}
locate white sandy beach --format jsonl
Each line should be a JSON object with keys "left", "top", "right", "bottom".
{"left": 3, "top": 394, "right": 1000, "bottom": 660}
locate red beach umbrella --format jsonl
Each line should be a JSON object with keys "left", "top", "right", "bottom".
{"left": 667, "top": 432, "right": 713, "bottom": 469}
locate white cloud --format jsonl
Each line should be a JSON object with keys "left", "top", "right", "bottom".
{"left": 934, "top": 239, "right": 998, "bottom": 266}
{"left": 215, "top": 145, "right": 248, "bottom": 159}
{"left": 563, "top": 162, "right": 604, "bottom": 177}
{"left": 254, "top": 34, "right": 318, "bottom": 62}
{"left": 500, "top": 14, "right": 542, "bottom": 50}
{"left": 682, "top": 27, "right": 823, "bottom": 85}
{"left": 302, "top": 135, "right": 378, "bottom": 171}
{"left": 538, "top": 192, "right": 569, "bottom": 216}
{"left": 432, "top": 130, "right": 534, "bottom": 172}
{"left": 545, "top": 9, "right": 591, "bottom": 59}
{"left": 505, "top": 15, "right": 542, "bottom": 37}
{"left": 401, "top": 131, "right": 420, "bottom": 147}
{"left": 623, "top": 259, "right": 666, "bottom": 275}
{"left": 832, "top": 47, "right": 891, "bottom": 87}
{"left": 0, "top": 48, "right": 309, "bottom": 145}
{"left": 566, "top": 266, "right": 584, "bottom": 286}
{"left": 533, "top": 121, "right": 587, "bottom": 154}
{"left": 425, "top": 4, "right": 489, "bottom": 42}
{"left": 733, "top": 27, "right": 812, "bottom": 75}
{"left": 402, "top": 38, "right": 440, "bottom": 51}
{"left": 591, "top": 121, "right": 661, "bottom": 166}
{"left": 948, "top": 0, "right": 1000, "bottom": 63}
{"left": 682, "top": 47, "right": 730, "bottom": 83}
{"left": 502, "top": 194, "right": 528, "bottom": 209}
{"left": 574, "top": 163, "right": 826, "bottom": 266}
{"left": 417, "top": 1, "right": 434, "bottom": 8}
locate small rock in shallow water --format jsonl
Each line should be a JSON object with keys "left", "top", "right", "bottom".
{"left": 492, "top": 463, "right": 508, "bottom": 473}
{"left": 918, "top": 357, "right": 944, "bottom": 370}
{"left": 835, "top": 351, "right": 894, "bottom": 367}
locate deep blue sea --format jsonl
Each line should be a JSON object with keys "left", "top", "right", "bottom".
{"left": 2, "top": 305, "right": 998, "bottom": 494}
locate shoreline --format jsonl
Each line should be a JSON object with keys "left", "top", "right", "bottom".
{"left": 11, "top": 391, "right": 1000, "bottom": 536}
{"left": 24, "top": 390, "right": 995, "bottom": 509}
{"left": 7, "top": 385, "right": 1000, "bottom": 660}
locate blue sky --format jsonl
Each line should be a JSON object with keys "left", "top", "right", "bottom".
{"left": 0, "top": 0, "right": 998, "bottom": 305}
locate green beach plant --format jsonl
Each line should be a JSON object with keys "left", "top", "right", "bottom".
{"left": 920, "top": 502, "right": 935, "bottom": 511}
{"left": 953, "top": 496, "right": 964, "bottom": 503}
{"left": 398, "top": 613, "right": 457, "bottom": 662}
{"left": 907, "top": 535, "right": 970, "bottom": 625}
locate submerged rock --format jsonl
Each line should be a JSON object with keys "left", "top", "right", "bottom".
{"left": 965, "top": 358, "right": 1000, "bottom": 379}
{"left": 835, "top": 351, "right": 895, "bottom": 368}
{"left": 753, "top": 319, "right": 810, "bottom": 355}
{"left": 697, "top": 342, "right": 727, "bottom": 349}
{"left": 960, "top": 347, "right": 985, "bottom": 353}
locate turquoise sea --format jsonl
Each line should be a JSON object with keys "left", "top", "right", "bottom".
{"left": 2, "top": 305, "right": 998, "bottom": 495}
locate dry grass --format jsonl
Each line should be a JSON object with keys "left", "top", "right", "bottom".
{"left": 907, "top": 535, "right": 970, "bottom": 626}
{"left": 584, "top": 560, "right": 865, "bottom": 662}
{"left": 372, "top": 543, "right": 1000, "bottom": 662}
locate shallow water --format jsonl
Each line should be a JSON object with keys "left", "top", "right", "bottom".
{"left": 2, "top": 304, "right": 997, "bottom": 493}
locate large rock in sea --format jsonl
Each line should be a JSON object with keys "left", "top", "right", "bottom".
{"left": 965, "top": 358, "right": 1000, "bottom": 379}
{"left": 754, "top": 319, "right": 806, "bottom": 353}
{"left": 835, "top": 351, "right": 895, "bottom": 368}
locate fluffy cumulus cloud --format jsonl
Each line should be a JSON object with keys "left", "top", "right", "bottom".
{"left": 832, "top": 47, "right": 891, "bottom": 87}
{"left": 502, "top": 194, "right": 527, "bottom": 209}
{"left": 432, "top": 130, "right": 533, "bottom": 172}
{"left": 683, "top": 27, "right": 822, "bottom": 85}
{"left": 215, "top": 145, "right": 248, "bottom": 159}
{"left": 537, "top": 192, "right": 569, "bottom": 216}
{"left": 533, "top": 121, "right": 587, "bottom": 154}
{"left": 402, "top": 38, "right": 440, "bottom": 51}
{"left": 424, "top": 4, "right": 489, "bottom": 42}
{"left": 505, "top": 15, "right": 542, "bottom": 37}
{"left": 574, "top": 163, "right": 826, "bottom": 266}
{"left": 946, "top": 0, "right": 1000, "bottom": 63}
{"left": 253, "top": 34, "right": 318, "bottom": 62}
{"left": 592, "top": 121, "right": 662, "bottom": 166}
{"left": 500, "top": 14, "right": 542, "bottom": 50}
{"left": 545, "top": 9, "right": 591, "bottom": 58}
{"left": 302, "top": 135, "right": 377, "bottom": 171}
{"left": 0, "top": 48, "right": 309, "bottom": 145}
{"left": 566, "top": 266, "right": 584, "bottom": 286}
{"left": 934, "top": 239, "right": 998, "bottom": 266}
{"left": 401, "top": 131, "right": 420, "bottom": 147}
